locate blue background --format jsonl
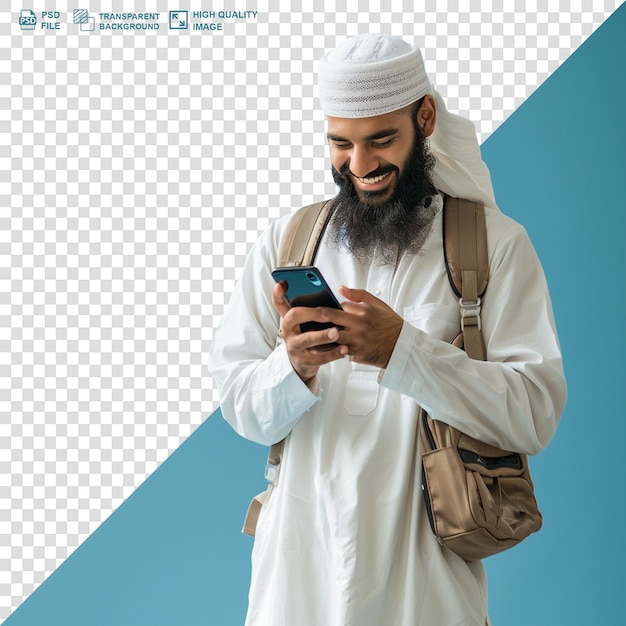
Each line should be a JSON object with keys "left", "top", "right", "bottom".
{"left": 6, "top": 5, "right": 626, "bottom": 625}
{"left": 480, "top": 5, "right": 626, "bottom": 623}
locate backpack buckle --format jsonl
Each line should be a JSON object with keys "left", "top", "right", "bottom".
{"left": 460, "top": 297, "right": 482, "bottom": 331}
{"left": 264, "top": 461, "right": 280, "bottom": 486}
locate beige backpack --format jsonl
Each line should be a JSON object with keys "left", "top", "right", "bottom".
{"left": 243, "top": 196, "right": 543, "bottom": 561}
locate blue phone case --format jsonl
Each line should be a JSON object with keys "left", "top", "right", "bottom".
{"left": 271, "top": 266, "right": 342, "bottom": 332}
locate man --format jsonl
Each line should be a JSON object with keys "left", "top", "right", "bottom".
{"left": 208, "top": 33, "right": 566, "bottom": 626}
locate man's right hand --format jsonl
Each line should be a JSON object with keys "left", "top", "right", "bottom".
{"left": 272, "top": 282, "right": 349, "bottom": 385}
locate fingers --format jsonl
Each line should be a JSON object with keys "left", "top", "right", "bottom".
{"left": 294, "top": 326, "right": 341, "bottom": 351}
{"left": 282, "top": 323, "right": 348, "bottom": 383}
{"left": 338, "top": 285, "right": 377, "bottom": 304}
{"left": 273, "top": 282, "right": 403, "bottom": 375}
{"left": 335, "top": 285, "right": 384, "bottom": 317}
{"left": 283, "top": 318, "right": 346, "bottom": 353}
{"left": 332, "top": 286, "right": 404, "bottom": 368}
{"left": 308, "top": 286, "right": 380, "bottom": 329}
{"left": 272, "top": 281, "right": 353, "bottom": 382}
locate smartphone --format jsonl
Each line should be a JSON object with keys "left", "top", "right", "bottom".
{"left": 271, "top": 266, "right": 343, "bottom": 333}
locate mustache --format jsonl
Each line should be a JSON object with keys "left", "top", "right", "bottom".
{"left": 337, "top": 163, "right": 398, "bottom": 181}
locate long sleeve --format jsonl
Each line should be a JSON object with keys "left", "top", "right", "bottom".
{"left": 380, "top": 214, "right": 566, "bottom": 455}
{"left": 207, "top": 216, "right": 320, "bottom": 445}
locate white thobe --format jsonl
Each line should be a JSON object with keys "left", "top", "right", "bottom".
{"left": 208, "top": 199, "right": 566, "bottom": 626}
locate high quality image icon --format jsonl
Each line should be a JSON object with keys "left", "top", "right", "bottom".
{"left": 169, "top": 11, "right": 188, "bottom": 30}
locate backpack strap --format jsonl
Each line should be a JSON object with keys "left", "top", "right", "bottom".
{"left": 278, "top": 200, "right": 334, "bottom": 267}
{"left": 242, "top": 200, "right": 334, "bottom": 537}
{"left": 242, "top": 439, "right": 284, "bottom": 536}
{"left": 443, "top": 196, "right": 489, "bottom": 360}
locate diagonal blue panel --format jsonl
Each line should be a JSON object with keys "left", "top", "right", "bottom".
{"left": 5, "top": 411, "right": 267, "bottom": 626}
{"left": 6, "top": 5, "right": 626, "bottom": 625}
{"left": 481, "top": 4, "right": 626, "bottom": 625}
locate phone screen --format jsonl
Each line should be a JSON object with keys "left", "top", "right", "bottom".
{"left": 271, "top": 266, "right": 342, "bottom": 332}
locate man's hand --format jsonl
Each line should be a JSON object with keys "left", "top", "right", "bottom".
{"left": 321, "top": 286, "right": 404, "bottom": 369}
{"left": 272, "top": 282, "right": 349, "bottom": 385}
{"left": 273, "top": 282, "right": 404, "bottom": 380}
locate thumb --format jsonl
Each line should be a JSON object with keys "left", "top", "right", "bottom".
{"left": 272, "top": 281, "right": 291, "bottom": 317}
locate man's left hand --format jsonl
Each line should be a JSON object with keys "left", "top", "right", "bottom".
{"left": 319, "top": 286, "right": 404, "bottom": 369}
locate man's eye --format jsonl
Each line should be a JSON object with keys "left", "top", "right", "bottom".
{"left": 333, "top": 143, "right": 352, "bottom": 150}
{"left": 371, "top": 139, "right": 394, "bottom": 148}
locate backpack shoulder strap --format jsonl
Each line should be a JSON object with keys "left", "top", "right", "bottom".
{"left": 242, "top": 199, "right": 334, "bottom": 537}
{"left": 277, "top": 200, "right": 334, "bottom": 267}
{"left": 443, "top": 196, "right": 489, "bottom": 361}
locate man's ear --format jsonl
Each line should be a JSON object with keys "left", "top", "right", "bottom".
{"left": 417, "top": 94, "right": 436, "bottom": 137}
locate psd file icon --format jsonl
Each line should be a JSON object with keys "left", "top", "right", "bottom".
{"left": 19, "top": 9, "right": 37, "bottom": 30}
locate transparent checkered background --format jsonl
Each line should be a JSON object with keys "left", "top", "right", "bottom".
{"left": 1, "top": 0, "right": 620, "bottom": 619}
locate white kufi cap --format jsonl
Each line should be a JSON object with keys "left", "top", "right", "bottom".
{"left": 317, "top": 33, "right": 499, "bottom": 210}
{"left": 317, "top": 33, "right": 432, "bottom": 118}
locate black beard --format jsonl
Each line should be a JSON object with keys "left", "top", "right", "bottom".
{"left": 329, "top": 124, "right": 438, "bottom": 265}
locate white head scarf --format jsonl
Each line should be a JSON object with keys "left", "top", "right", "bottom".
{"left": 317, "top": 33, "right": 498, "bottom": 210}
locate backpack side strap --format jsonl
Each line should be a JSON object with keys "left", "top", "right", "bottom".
{"left": 242, "top": 200, "right": 334, "bottom": 537}
{"left": 242, "top": 440, "right": 283, "bottom": 536}
{"left": 443, "top": 196, "right": 489, "bottom": 360}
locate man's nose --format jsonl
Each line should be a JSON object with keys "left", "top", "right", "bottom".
{"left": 347, "top": 146, "right": 378, "bottom": 179}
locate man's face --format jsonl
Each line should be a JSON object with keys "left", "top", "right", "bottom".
{"left": 324, "top": 104, "right": 437, "bottom": 264}
{"left": 326, "top": 109, "right": 417, "bottom": 206}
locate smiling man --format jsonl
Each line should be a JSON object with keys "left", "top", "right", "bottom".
{"left": 208, "top": 33, "right": 566, "bottom": 626}
{"left": 327, "top": 96, "right": 437, "bottom": 264}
